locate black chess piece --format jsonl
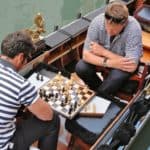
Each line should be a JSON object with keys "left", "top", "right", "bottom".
{"left": 36, "top": 73, "right": 40, "bottom": 80}
{"left": 39, "top": 89, "right": 43, "bottom": 97}
{"left": 41, "top": 75, "right": 43, "bottom": 81}
{"left": 68, "top": 105, "right": 73, "bottom": 114}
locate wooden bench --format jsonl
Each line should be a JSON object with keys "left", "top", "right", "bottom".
{"left": 141, "top": 31, "right": 150, "bottom": 65}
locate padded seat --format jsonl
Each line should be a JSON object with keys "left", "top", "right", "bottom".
{"left": 65, "top": 102, "right": 122, "bottom": 147}
{"left": 116, "top": 63, "right": 148, "bottom": 101}
{"left": 134, "top": 4, "right": 150, "bottom": 32}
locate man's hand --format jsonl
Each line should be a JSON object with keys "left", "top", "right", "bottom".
{"left": 107, "top": 57, "right": 137, "bottom": 72}
{"left": 90, "top": 41, "right": 105, "bottom": 56}
{"left": 85, "top": 41, "right": 138, "bottom": 72}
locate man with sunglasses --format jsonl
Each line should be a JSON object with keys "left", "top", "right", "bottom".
{"left": 75, "top": 1, "right": 142, "bottom": 96}
{"left": 0, "top": 30, "right": 60, "bottom": 150}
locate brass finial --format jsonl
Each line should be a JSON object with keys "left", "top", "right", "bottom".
{"left": 26, "top": 13, "right": 46, "bottom": 42}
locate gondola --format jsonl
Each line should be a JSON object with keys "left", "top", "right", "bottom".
{"left": 19, "top": 0, "right": 150, "bottom": 149}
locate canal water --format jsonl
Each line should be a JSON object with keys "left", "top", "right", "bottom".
{"left": 127, "top": 117, "right": 150, "bottom": 150}
{"left": 0, "top": 0, "right": 105, "bottom": 43}
{"left": 0, "top": 0, "right": 149, "bottom": 149}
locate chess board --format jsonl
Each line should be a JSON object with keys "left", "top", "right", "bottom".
{"left": 39, "top": 72, "right": 95, "bottom": 119}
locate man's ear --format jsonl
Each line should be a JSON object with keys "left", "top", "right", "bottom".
{"left": 17, "top": 53, "right": 25, "bottom": 63}
{"left": 14, "top": 53, "right": 26, "bottom": 70}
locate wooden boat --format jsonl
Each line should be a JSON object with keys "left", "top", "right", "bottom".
{"left": 19, "top": 0, "right": 150, "bottom": 149}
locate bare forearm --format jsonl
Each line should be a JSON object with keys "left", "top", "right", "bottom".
{"left": 102, "top": 47, "right": 123, "bottom": 59}
{"left": 83, "top": 50, "right": 137, "bottom": 72}
{"left": 90, "top": 41, "right": 123, "bottom": 59}
{"left": 83, "top": 50, "right": 105, "bottom": 66}
{"left": 88, "top": 42, "right": 138, "bottom": 72}
{"left": 107, "top": 58, "right": 138, "bottom": 72}
{"left": 28, "top": 99, "right": 53, "bottom": 121}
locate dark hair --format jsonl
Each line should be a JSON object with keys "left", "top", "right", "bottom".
{"left": 105, "top": 1, "right": 129, "bottom": 24}
{"left": 1, "top": 30, "right": 35, "bottom": 59}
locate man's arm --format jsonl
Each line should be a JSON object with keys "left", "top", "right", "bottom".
{"left": 27, "top": 98, "right": 53, "bottom": 121}
{"left": 19, "top": 81, "right": 53, "bottom": 121}
{"left": 83, "top": 42, "right": 137, "bottom": 73}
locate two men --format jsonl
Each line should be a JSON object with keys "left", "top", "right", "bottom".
{"left": 75, "top": 1, "right": 142, "bottom": 96}
{"left": 0, "top": 31, "right": 60, "bottom": 150}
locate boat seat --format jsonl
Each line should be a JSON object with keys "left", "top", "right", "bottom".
{"left": 115, "top": 63, "right": 148, "bottom": 101}
{"left": 65, "top": 102, "right": 122, "bottom": 149}
{"left": 134, "top": 4, "right": 150, "bottom": 32}
{"left": 95, "top": 62, "right": 148, "bottom": 101}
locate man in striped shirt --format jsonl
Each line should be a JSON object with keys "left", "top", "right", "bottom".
{"left": 75, "top": 1, "right": 142, "bottom": 96}
{"left": 0, "top": 31, "right": 60, "bottom": 150}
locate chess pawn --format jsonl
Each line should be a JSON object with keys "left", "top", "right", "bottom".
{"left": 68, "top": 104, "right": 73, "bottom": 114}
{"left": 36, "top": 73, "right": 40, "bottom": 80}
{"left": 69, "top": 79, "right": 74, "bottom": 90}
{"left": 70, "top": 100, "right": 77, "bottom": 112}
{"left": 39, "top": 89, "right": 43, "bottom": 98}
{"left": 55, "top": 71, "right": 62, "bottom": 82}
{"left": 84, "top": 86, "right": 89, "bottom": 93}
{"left": 68, "top": 94, "right": 72, "bottom": 103}
{"left": 48, "top": 80, "right": 53, "bottom": 87}
{"left": 63, "top": 91, "right": 68, "bottom": 103}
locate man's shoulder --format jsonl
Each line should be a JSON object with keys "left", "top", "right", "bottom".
{"left": 127, "top": 16, "right": 142, "bottom": 31}
{"left": 90, "top": 13, "right": 105, "bottom": 29}
{"left": 92, "top": 13, "right": 105, "bottom": 23}
{"left": 0, "top": 63, "right": 25, "bottom": 84}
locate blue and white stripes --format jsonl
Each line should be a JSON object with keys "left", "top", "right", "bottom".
{"left": 0, "top": 60, "right": 38, "bottom": 150}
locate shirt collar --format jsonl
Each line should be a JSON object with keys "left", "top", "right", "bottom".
{"left": 0, "top": 58, "right": 16, "bottom": 71}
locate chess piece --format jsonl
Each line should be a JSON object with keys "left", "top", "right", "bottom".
{"left": 36, "top": 73, "right": 40, "bottom": 80}
{"left": 39, "top": 89, "right": 43, "bottom": 98}
{"left": 68, "top": 104, "right": 73, "bottom": 114}
{"left": 55, "top": 71, "right": 62, "bottom": 82}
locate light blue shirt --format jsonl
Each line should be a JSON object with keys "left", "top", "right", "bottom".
{"left": 84, "top": 14, "right": 143, "bottom": 64}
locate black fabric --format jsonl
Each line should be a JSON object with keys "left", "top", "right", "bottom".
{"left": 119, "top": 80, "right": 139, "bottom": 95}
{"left": 9, "top": 112, "right": 60, "bottom": 150}
{"left": 65, "top": 118, "right": 99, "bottom": 145}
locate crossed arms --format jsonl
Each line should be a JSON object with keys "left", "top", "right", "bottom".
{"left": 83, "top": 41, "right": 138, "bottom": 73}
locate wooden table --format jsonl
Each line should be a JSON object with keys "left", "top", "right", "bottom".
{"left": 141, "top": 31, "right": 150, "bottom": 65}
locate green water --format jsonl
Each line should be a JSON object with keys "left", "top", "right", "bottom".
{"left": 0, "top": 0, "right": 105, "bottom": 44}
{"left": 0, "top": 0, "right": 149, "bottom": 149}
{"left": 127, "top": 117, "right": 150, "bottom": 150}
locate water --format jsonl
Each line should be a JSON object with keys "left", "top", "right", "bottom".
{"left": 127, "top": 117, "right": 150, "bottom": 150}
{"left": 0, "top": 0, "right": 150, "bottom": 149}
{"left": 0, "top": 0, "right": 105, "bottom": 44}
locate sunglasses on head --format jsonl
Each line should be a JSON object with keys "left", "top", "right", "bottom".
{"left": 105, "top": 13, "right": 126, "bottom": 24}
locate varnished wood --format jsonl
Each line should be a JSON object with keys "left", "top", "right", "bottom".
{"left": 142, "top": 31, "right": 150, "bottom": 49}
{"left": 141, "top": 31, "right": 150, "bottom": 64}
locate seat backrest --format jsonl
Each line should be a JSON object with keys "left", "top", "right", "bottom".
{"left": 134, "top": 4, "right": 150, "bottom": 32}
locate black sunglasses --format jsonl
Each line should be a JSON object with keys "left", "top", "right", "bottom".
{"left": 105, "top": 13, "right": 126, "bottom": 24}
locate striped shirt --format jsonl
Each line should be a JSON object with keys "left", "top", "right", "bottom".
{"left": 84, "top": 14, "right": 143, "bottom": 64}
{"left": 0, "top": 59, "right": 38, "bottom": 150}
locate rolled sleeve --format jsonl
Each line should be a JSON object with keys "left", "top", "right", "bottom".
{"left": 125, "top": 23, "right": 143, "bottom": 64}
{"left": 84, "top": 15, "right": 103, "bottom": 50}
